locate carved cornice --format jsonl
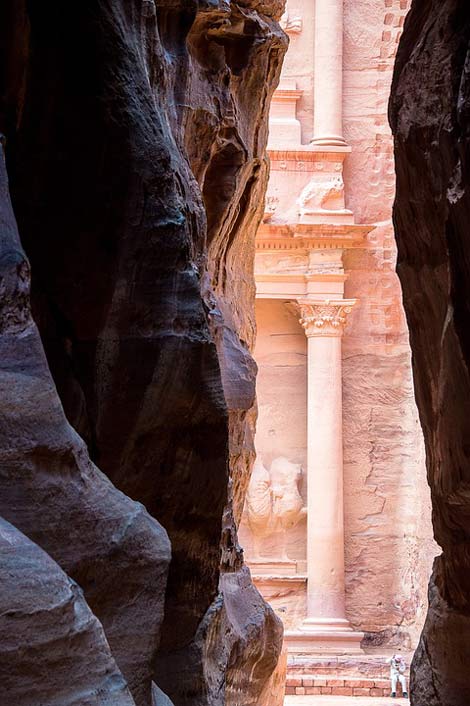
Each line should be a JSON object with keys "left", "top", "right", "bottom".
{"left": 297, "top": 299, "right": 357, "bottom": 337}
{"left": 256, "top": 222, "right": 372, "bottom": 249}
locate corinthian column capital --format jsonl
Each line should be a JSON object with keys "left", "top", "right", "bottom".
{"left": 297, "top": 299, "right": 357, "bottom": 338}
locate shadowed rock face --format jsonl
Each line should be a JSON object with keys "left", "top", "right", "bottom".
{"left": 0, "top": 517, "right": 136, "bottom": 706}
{"left": 0, "top": 1, "right": 286, "bottom": 705}
{"left": 390, "top": 3, "right": 470, "bottom": 703}
{"left": 0, "top": 138, "right": 169, "bottom": 706}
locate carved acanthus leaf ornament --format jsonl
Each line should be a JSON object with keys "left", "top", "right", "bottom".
{"left": 297, "top": 300, "right": 357, "bottom": 337}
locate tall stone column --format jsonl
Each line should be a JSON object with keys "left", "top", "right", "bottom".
{"left": 293, "top": 299, "right": 363, "bottom": 652}
{"left": 311, "top": 0, "right": 346, "bottom": 146}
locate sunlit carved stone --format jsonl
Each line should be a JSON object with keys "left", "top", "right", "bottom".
{"left": 246, "top": 456, "right": 306, "bottom": 562}
{"left": 280, "top": 10, "right": 303, "bottom": 34}
{"left": 270, "top": 457, "right": 307, "bottom": 560}
{"left": 246, "top": 457, "right": 273, "bottom": 559}
{"left": 294, "top": 299, "right": 362, "bottom": 646}
{"left": 238, "top": 0, "right": 435, "bottom": 672}
{"left": 268, "top": 81, "right": 303, "bottom": 149}
{"left": 296, "top": 154, "right": 354, "bottom": 225}
{"left": 298, "top": 300, "right": 356, "bottom": 337}
{"left": 311, "top": 0, "right": 346, "bottom": 146}
{"left": 298, "top": 174, "right": 345, "bottom": 213}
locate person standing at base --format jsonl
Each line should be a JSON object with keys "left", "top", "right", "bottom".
{"left": 387, "top": 654, "right": 409, "bottom": 698}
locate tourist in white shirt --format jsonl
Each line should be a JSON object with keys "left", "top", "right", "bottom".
{"left": 387, "top": 654, "right": 408, "bottom": 698}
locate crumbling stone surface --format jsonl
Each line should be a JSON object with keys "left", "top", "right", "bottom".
{"left": 0, "top": 1, "right": 286, "bottom": 704}
{"left": 390, "top": 2, "right": 470, "bottom": 703}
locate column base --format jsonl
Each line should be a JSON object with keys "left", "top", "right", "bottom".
{"left": 311, "top": 135, "right": 349, "bottom": 147}
{"left": 284, "top": 618, "right": 364, "bottom": 654}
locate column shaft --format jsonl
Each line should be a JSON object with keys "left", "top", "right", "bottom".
{"left": 312, "top": 0, "right": 345, "bottom": 145}
{"left": 283, "top": 301, "right": 363, "bottom": 652}
{"left": 306, "top": 333, "right": 346, "bottom": 622}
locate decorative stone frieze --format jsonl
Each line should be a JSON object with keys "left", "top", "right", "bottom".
{"left": 298, "top": 300, "right": 357, "bottom": 337}
{"left": 264, "top": 147, "right": 355, "bottom": 226}
{"left": 267, "top": 146, "right": 351, "bottom": 172}
{"left": 255, "top": 223, "right": 371, "bottom": 249}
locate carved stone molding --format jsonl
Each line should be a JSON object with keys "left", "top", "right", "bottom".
{"left": 297, "top": 299, "right": 357, "bottom": 337}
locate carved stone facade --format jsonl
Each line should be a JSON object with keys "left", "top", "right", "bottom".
{"left": 238, "top": 0, "right": 436, "bottom": 664}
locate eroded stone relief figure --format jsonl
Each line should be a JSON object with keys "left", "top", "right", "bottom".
{"left": 297, "top": 173, "right": 345, "bottom": 215}
{"left": 280, "top": 10, "right": 303, "bottom": 34}
{"left": 263, "top": 196, "right": 279, "bottom": 223}
{"left": 246, "top": 456, "right": 306, "bottom": 561}
{"left": 270, "top": 457, "right": 306, "bottom": 560}
{"left": 245, "top": 458, "right": 273, "bottom": 559}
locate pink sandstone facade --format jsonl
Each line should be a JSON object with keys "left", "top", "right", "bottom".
{"left": 238, "top": 0, "right": 437, "bottom": 660}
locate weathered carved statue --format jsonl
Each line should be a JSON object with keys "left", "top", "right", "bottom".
{"left": 245, "top": 456, "right": 306, "bottom": 561}
{"left": 297, "top": 174, "right": 345, "bottom": 215}
{"left": 263, "top": 195, "right": 279, "bottom": 223}
{"left": 245, "top": 458, "right": 273, "bottom": 558}
{"left": 280, "top": 10, "right": 303, "bottom": 34}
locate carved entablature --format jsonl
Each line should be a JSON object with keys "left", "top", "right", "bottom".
{"left": 297, "top": 300, "right": 357, "bottom": 337}
{"left": 280, "top": 10, "right": 303, "bottom": 34}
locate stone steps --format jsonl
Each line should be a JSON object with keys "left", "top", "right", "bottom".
{"left": 285, "top": 674, "right": 406, "bottom": 698}
{"left": 286, "top": 650, "right": 411, "bottom": 697}
{"left": 287, "top": 651, "right": 413, "bottom": 678}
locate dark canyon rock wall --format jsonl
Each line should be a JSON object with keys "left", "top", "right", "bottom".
{"left": 390, "top": 2, "right": 470, "bottom": 704}
{"left": 0, "top": 517, "right": 136, "bottom": 706}
{"left": 0, "top": 138, "right": 166, "bottom": 706}
{"left": 0, "top": 2, "right": 286, "bottom": 705}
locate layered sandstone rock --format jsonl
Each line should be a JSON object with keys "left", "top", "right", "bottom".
{"left": 0, "top": 517, "right": 136, "bottom": 706}
{"left": 0, "top": 138, "right": 170, "bottom": 706}
{"left": 0, "top": 1, "right": 286, "bottom": 705}
{"left": 390, "top": 2, "right": 470, "bottom": 703}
